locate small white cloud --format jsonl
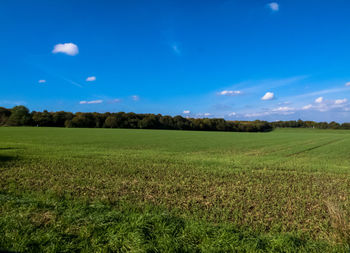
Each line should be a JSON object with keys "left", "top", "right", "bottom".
{"left": 131, "top": 95, "right": 139, "bottom": 101}
{"left": 272, "top": 106, "right": 294, "bottom": 112}
{"left": 228, "top": 112, "right": 236, "bottom": 116}
{"left": 244, "top": 112, "right": 271, "bottom": 117}
{"left": 112, "top": 98, "right": 121, "bottom": 103}
{"left": 38, "top": 80, "right": 46, "bottom": 84}
{"left": 267, "top": 2, "right": 279, "bottom": 11}
{"left": 335, "top": 98, "right": 348, "bottom": 105}
{"left": 315, "top": 97, "right": 323, "bottom": 103}
{"left": 345, "top": 82, "right": 350, "bottom": 87}
{"left": 86, "top": 76, "right": 96, "bottom": 82}
{"left": 52, "top": 43, "right": 79, "bottom": 56}
{"left": 204, "top": 113, "right": 211, "bottom": 116}
{"left": 183, "top": 110, "right": 190, "bottom": 114}
{"left": 219, "top": 90, "right": 242, "bottom": 96}
{"left": 79, "top": 100, "right": 103, "bottom": 104}
{"left": 302, "top": 104, "right": 312, "bottom": 110}
{"left": 261, "top": 92, "right": 274, "bottom": 100}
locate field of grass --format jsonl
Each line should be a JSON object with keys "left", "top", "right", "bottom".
{"left": 1, "top": 127, "right": 350, "bottom": 252}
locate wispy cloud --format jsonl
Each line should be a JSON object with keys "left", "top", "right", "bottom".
{"left": 303, "top": 98, "right": 350, "bottom": 112}
{"left": 345, "top": 82, "right": 350, "bottom": 87}
{"left": 290, "top": 87, "right": 350, "bottom": 100}
{"left": 170, "top": 42, "right": 181, "bottom": 55}
{"left": 225, "top": 75, "right": 308, "bottom": 95}
{"left": 131, "top": 95, "right": 139, "bottom": 101}
{"left": 218, "top": 90, "right": 242, "bottom": 96}
{"left": 335, "top": 98, "right": 347, "bottom": 105}
{"left": 86, "top": 76, "right": 96, "bottom": 82}
{"left": 197, "top": 112, "right": 211, "bottom": 117}
{"left": 52, "top": 43, "right": 79, "bottom": 56}
{"left": 315, "top": 97, "right": 323, "bottom": 103}
{"left": 267, "top": 2, "right": 279, "bottom": 12}
{"left": 79, "top": 100, "right": 103, "bottom": 104}
{"left": 261, "top": 92, "right": 275, "bottom": 100}
{"left": 183, "top": 110, "right": 190, "bottom": 114}
{"left": 0, "top": 100, "right": 26, "bottom": 106}
{"left": 302, "top": 104, "right": 312, "bottom": 110}
{"left": 61, "top": 77, "right": 83, "bottom": 88}
{"left": 228, "top": 112, "right": 237, "bottom": 117}
{"left": 38, "top": 79, "right": 46, "bottom": 84}
{"left": 272, "top": 106, "right": 294, "bottom": 112}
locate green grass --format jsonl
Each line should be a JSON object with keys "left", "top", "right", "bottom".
{"left": 1, "top": 127, "right": 350, "bottom": 252}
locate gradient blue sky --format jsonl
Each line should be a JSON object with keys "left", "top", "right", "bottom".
{"left": 2, "top": 0, "right": 350, "bottom": 122}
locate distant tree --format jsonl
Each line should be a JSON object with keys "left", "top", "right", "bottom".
{"left": 159, "top": 115, "right": 174, "bottom": 129}
{"left": 70, "top": 113, "right": 96, "bottom": 128}
{"left": 104, "top": 116, "right": 119, "bottom": 128}
{"left": 0, "top": 107, "right": 11, "bottom": 125}
{"left": 32, "top": 110, "right": 53, "bottom": 126}
{"left": 53, "top": 111, "right": 73, "bottom": 127}
{"left": 138, "top": 114, "right": 158, "bottom": 129}
{"left": 341, "top": 123, "right": 350, "bottom": 130}
{"left": 0, "top": 105, "right": 279, "bottom": 132}
{"left": 329, "top": 121, "right": 340, "bottom": 129}
{"left": 6, "top": 106, "right": 31, "bottom": 126}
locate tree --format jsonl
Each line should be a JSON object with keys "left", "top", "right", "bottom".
{"left": 53, "top": 111, "right": 73, "bottom": 127}
{"left": 7, "top": 106, "right": 31, "bottom": 126}
{"left": 138, "top": 115, "right": 158, "bottom": 129}
{"left": 104, "top": 116, "right": 119, "bottom": 128}
{"left": 0, "top": 107, "right": 11, "bottom": 125}
{"left": 32, "top": 110, "right": 53, "bottom": 126}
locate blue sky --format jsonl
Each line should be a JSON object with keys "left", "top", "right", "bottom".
{"left": 2, "top": 0, "right": 350, "bottom": 122}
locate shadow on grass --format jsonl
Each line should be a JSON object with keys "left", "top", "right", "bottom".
{"left": 0, "top": 155, "right": 15, "bottom": 163}
{"left": 0, "top": 154, "right": 18, "bottom": 165}
{"left": 0, "top": 147, "right": 21, "bottom": 165}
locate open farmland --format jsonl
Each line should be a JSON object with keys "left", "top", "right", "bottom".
{"left": 1, "top": 127, "right": 350, "bottom": 252}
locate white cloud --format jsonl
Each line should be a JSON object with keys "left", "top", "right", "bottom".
{"left": 245, "top": 112, "right": 270, "bottom": 117}
{"left": 244, "top": 106, "right": 295, "bottom": 118}
{"left": 79, "top": 100, "right": 103, "bottom": 104}
{"left": 228, "top": 112, "right": 236, "bottom": 117}
{"left": 112, "top": 99, "right": 121, "bottom": 103}
{"left": 302, "top": 104, "right": 312, "bottom": 110}
{"left": 52, "top": 43, "right": 79, "bottom": 56}
{"left": 335, "top": 98, "right": 348, "bottom": 105}
{"left": 345, "top": 82, "right": 350, "bottom": 87}
{"left": 315, "top": 97, "right": 323, "bottom": 103}
{"left": 86, "top": 76, "right": 96, "bottom": 82}
{"left": 267, "top": 2, "right": 279, "bottom": 11}
{"left": 131, "top": 95, "right": 139, "bottom": 101}
{"left": 183, "top": 110, "right": 190, "bottom": 114}
{"left": 204, "top": 113, "right": 211, "bottom": 116}
{"left": 38, "top": 80, "right": 46, "bottom": 83}
{"left": 219, "top": 90, "right": 242, "bottom": 96}
{"left": 261, "top": 92, "right": 274, "bottom": 100}
{"left": 272, "top": 106, "right": 294, "bottom": 112}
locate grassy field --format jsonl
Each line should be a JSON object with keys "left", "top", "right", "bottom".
{"left": 1, "top": 127, "right": 350, "bottom": 252}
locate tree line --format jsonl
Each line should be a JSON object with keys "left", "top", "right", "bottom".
{"left": 270, "top": 120, "right": 350, "bottom": 130}
{"left": 2, "top": 106, "right": 350, "bottom": 132}
{"left": 0, "top": 106, "right": 272, "bottom": 132}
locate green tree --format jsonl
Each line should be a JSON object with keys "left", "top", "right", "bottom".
{"left": 7, "top": 106, "right": 31, "bottom": 126}
{"left": 0, "top": 107, "right": 11, "bottom": 125}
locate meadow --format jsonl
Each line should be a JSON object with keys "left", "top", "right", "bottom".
{"left": 1, "top": 127, "right": 350, "bottom": 252}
